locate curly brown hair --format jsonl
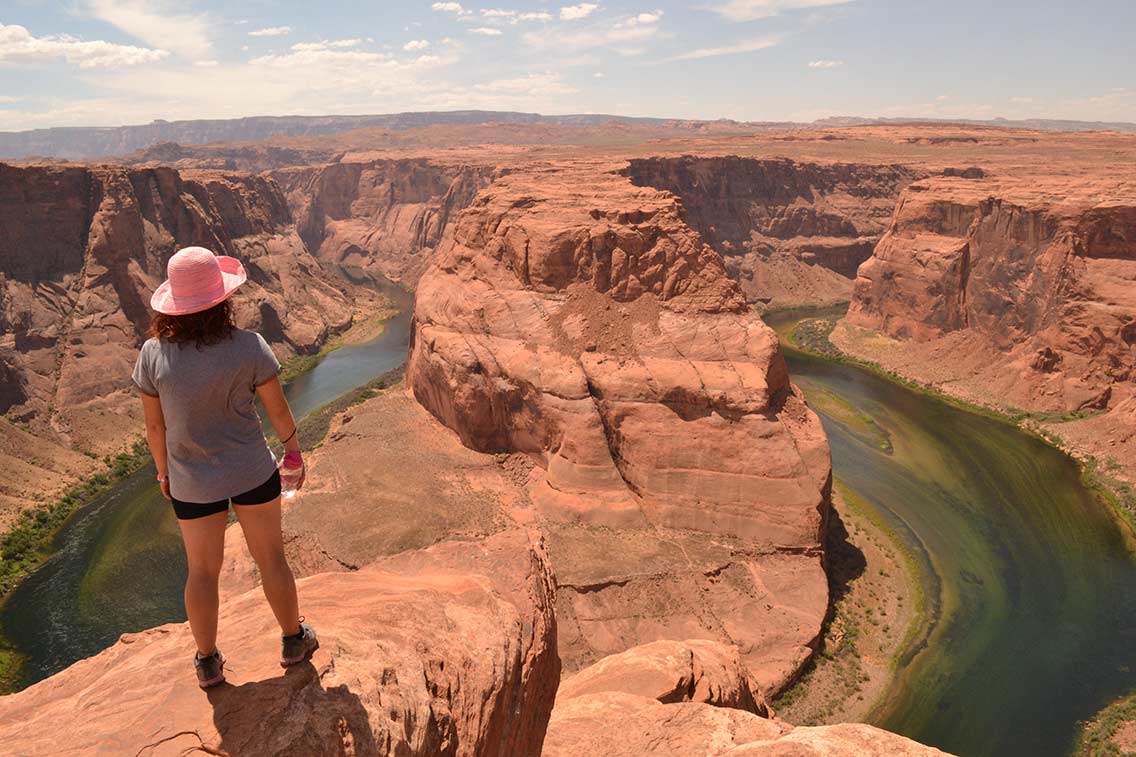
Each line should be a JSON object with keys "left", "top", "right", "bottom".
{"left": 148, "top": 300, "right": 236, "bottom": 348}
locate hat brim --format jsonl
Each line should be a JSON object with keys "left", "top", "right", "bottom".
{"left": 150, "top": 256, "right": 247, "bottom": 316}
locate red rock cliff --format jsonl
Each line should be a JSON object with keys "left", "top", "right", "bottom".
{"left": 625, "top": 156, "right": 918, "bottom": 306}
{"left": 408, "top": 163, "right": 831, "bottom": 689}
{"left": 272, "top": 158, "right": 497, "bottom": 285}
{"left": 845, "top": 176, "right": 1136, "bottom": 413}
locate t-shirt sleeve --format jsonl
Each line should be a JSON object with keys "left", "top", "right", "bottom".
{"left": 252, "top": 333, "right": 281, "bottom": 387}
{"left": 131, "top": 341, "right": 159, "bottom": 396}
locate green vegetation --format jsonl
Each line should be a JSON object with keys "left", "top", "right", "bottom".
{"left": 0, "top": 440, "right": 150, "bottom": 601}
{"left": 1076, "top": 693, "right": 1136, "bottom": 756}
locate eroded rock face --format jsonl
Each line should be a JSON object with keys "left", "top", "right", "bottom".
{"left": 408, "top": 164, "right": 831, "bottom": 689}
{"left": 273, "top": 159, "right": 497, "bottom": 285}
{"left": 625, "top": 156, "right": 919, "bottom": 306}
{"left": 556, "top": 639, "right": 769, "bottom": 715}
{"left": 844, "top": 178, "right": 1136, "bottom": 414}
{"left": 0, "top": 528, "right": 558, "bottom": 756}
{"left": 0, "top": 162, "right": 357, "bottom": 522}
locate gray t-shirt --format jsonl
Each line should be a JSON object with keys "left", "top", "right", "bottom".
{"left": 132, "top": 329, "right": 281, "bottom": 504}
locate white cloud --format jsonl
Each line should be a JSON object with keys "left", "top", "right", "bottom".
{"left": 469, "top": 27, "right": 503, "bottom": 36}
{"left": 248, "top": 26, "right": 292, "bottom": 37}
{"left": 193, "top": 59, "right": 219, "bottom": 67}
{"left": 474, "top": 72, "right": 578, "bottom": 95}
{"left": 432, "top": 2, "right": 470, "bottom": 14}
{"left": 518, "top": 11, "right": 553, "bottom": 21}
{"left": 523, "top": 13, "right": 664, "bottom": 56}
{"left": 0, "top": 95, "right": 22, "bottom": 104}
{"left": 0, "top": 23, "right": 170, "bottom": 69}
{"left": 710, "top": 0, "right": 854, "bottom": 22}
{"left": 1009, "top": 96, "right": 1034, "bottom": 104}
{"left": 560, "top": 3, "right": 600, "bottom": 21}
{"left": 291, "top": 39, "right": 361, "bottom": 51}
{"left": 593, "top": 71, "right": 605, "bottom": 77}
{"left": 621, "top": 10, "right": 663, "bottom": 26}
{"left": 481, "top": 8, "right": 516, "bottom": 18}
{"left": 84, "top": 0, "right": 212, "bottom": 59}
{"left": 404, "top": 39, "right": 431, "bottom": 51}
{"left": 807, "top": 59, "right": 843, "bottom": 68}
{"left": 670, "top": 34, "right": 781, "bottom": 60}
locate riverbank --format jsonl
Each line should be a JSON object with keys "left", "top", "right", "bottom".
{"left": 773, "top": 483, "right": 924, "bottom": 725}
{"left": 767, "top": 305, "right": 1136, "bottom": 537}
{"left": 829, "top": 319, "right": 1136, "bottom": 536}
{"left": 1077, "top": 693, "right": 1136, "bottom": 756}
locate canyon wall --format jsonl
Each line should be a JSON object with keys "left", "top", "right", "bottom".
{"left": 625, "top": 156, "right": 919, "bottom": 307}
{"left": 0, "top": 163, "right": 357, "bottom": 526}
{"left": 407, "top": 162, "right": 832, "bottom": 690}
{"left": 838, "top": 175, "right": 1136, "bottom": 477}
{"left": 271, "top": 159, "right": 497, "bottom": 285}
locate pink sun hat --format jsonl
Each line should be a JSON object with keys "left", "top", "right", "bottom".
{"left": 151, "top": 246, "right": 247, "bottom": 316}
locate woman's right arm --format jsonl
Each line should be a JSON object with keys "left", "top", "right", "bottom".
{"left": 140, "top": 392, "right": 171, "bottom": 500}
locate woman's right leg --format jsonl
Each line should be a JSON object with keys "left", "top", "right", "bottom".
{"left": 176, "top": 510, "right": 229, "bottom": 656}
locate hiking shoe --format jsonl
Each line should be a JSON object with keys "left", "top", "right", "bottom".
{"left": 194, "top": 650, "right": 225, "bottom": 688}
{"left": 281, "top": 619, "right": 319, "bottom": 667}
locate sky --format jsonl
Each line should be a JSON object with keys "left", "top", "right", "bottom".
{"left": 1, "top": 1, "right": 1134, "bottom": 131}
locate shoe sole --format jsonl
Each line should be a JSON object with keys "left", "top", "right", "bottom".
{"left": 280, "top": 639, "right": 319, "bottom": 668}
{"left": 198, "top": 673, "right": 226, "bottom": 689}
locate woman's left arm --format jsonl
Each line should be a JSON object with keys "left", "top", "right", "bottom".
{"left": 140, "top": 393, "right": 171, "bottom": 500}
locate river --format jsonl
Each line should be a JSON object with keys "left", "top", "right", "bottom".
{"left": 0, "top": 272, "right": 413, "bottom": 689}
{"left": 766, "top": 308, "right": 1136, "bottom": 757}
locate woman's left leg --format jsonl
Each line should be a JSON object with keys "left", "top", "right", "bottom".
{"left": 233, "top": 497, "right": 301, "bottom": 637}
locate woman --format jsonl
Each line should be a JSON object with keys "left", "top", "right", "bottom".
{"left": 132, "top": 246, "right": 318, "bottom": 689}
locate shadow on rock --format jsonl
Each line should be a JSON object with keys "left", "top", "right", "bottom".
{"left": 205, "top": 661, "right": 378, "bottom": 756}
{"left": 825, "top": 505, "right": 867, "bottom": 606}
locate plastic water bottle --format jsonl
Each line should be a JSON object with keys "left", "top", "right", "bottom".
{"left": 280, "top": 451, "right": 304, "bottom": 500}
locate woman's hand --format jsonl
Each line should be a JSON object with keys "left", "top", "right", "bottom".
{"left": 159, "top": 477, "right": 171, "bottom": 500}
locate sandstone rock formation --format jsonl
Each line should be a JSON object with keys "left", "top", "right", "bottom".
{"left": 0, "top": 527, "right": 558, "bottom": 756}
{"left": 272, "top": 159, "right": 496, "bottom": 285}
{"left": 838, "top": 174, "right": 1136, "bottom": 476}
{"left": 556, "top": 638, "right": 769, "bottom": 715}
{"left": 0, "top": 162, "right": 359, "bottom": 528}
{"left": 545, "top": 642, "right": 949, "bottom": 756}
{"left": 625, "top": 156, "right": 918, "bottom": 306}
{"left": 408, "top": 163, "right": 831, "bottom": 690}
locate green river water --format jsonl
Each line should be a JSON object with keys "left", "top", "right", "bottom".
{"left": 2, "top": 299, "right": 1133, "bottom": 756}
{"left": 766, "top": 309, "right": 1136, "bottom": 756}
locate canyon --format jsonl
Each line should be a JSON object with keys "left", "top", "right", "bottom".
{"left": 836, "top": 170, "right": 1136, "bottom": 495}
{"left": 1, "top": 119, "right": 1134, "bottom": 754}
{"left": 0, "top": 163, "right": 376, "bottom": 530}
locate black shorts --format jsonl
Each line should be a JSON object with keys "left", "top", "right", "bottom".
{"left": 171, "top": 469, "right": 282, "bottom": 520}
